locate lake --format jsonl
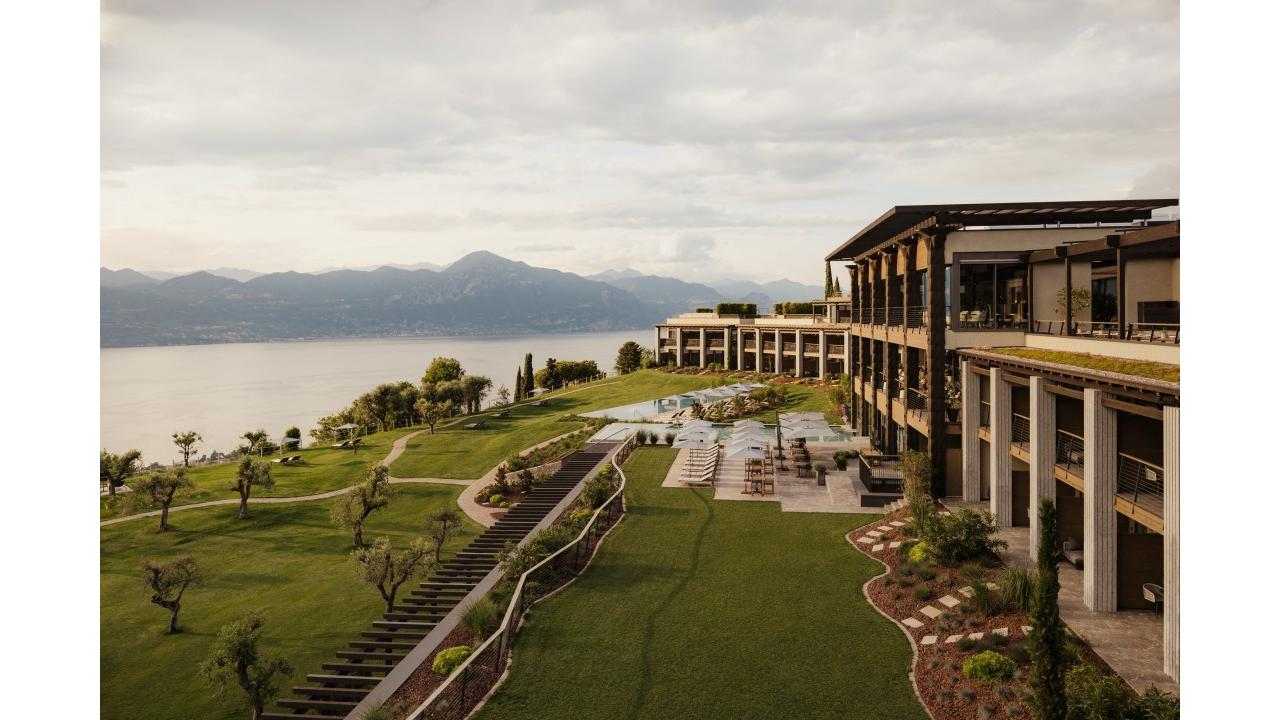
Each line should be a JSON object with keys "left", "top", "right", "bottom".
{"left": 100, "top": 330, "right": 648, "bottom": 464}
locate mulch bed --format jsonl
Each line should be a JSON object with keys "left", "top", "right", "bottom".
{"left": 852, "top": 507, "right": 1037, "bottom": 720}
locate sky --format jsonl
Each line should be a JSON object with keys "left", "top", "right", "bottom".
{"left": 101, "top": 0, "right": 1179, "bottom": 284}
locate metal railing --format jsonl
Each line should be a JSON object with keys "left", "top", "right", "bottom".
{"left": 859, "top": 307, "right": 872, "bottom": 324}
{"left": 1029, "top": 320, "right": 1180, "bottom": 344}
{"left": 803, "top": 343, "right": 821, "bottom": 353}
{"left": 871, "top": 307, "right": 886, "bottom": 325}
{"left": 742, "top": 341, "right": 756, "bottom": 351}
{"left": 887, "top": 307, "right": 905, "bottom": 326}
{"left": 979, "top": 401, "right": 991, "bottom": 429}
{"left": 405, "top": 438, "right": 636, "bottom": 720}
{"left": 1055, "top": 429, "right": 1084, "bottom": 475}
{"left": 906, "top": 306, "right": 926, "bottom": 328}
{"left": 859, "top": 453, "right": 903, "bottom": 492}
{"left": 1117, "top": 452, "right": 1164, "bottom": 519}
{"left": 906, "top": 387, "right": 928, "bottom": 415}
{"left": 707, "top": 341, "right": 725, "bottom": 349}
{"left": 1011, "top": 413, "right": 1030, "bottom": 446}
{"left": 782, "top": 342, "right": 798, "bottom": 352}
{"left": 762, "top": 341, "right": 777, "bottom": 351}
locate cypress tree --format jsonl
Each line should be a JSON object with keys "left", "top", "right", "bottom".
{"left": 1029, "top": 498, "right": 1068, "bottom": 720}
{"left": 834, "top": 275, "right": 842, "bottom": 295}
{"left": 823, "top": 263, "right": 834, "bottom": 297}
{"left": 515, "top": 369, "right": 523, "bottom": 401}
{"left": 523, "top": 353, "right": 534, "bottom": 398}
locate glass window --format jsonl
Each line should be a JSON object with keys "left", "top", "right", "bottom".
{"left": 956, "top": 261, "right": 1026, "bottom": 329}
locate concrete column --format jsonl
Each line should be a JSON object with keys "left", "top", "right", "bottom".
{"left": 654, "top": 326, "right": 661, "bottom": 365}
{"left": 1028, "top": 376, "right": 1057, "bottom": 559}
{"left": 989, "top": 367, "right": 1013, "bottom": 526}
{"left": 735, "top": 328, "right": 744, "bottom": 371}
{"left": 843, "top": 331, "right": 851, "bottom": 378}
{"left": 698, "top": 328, "right": 706, "bottom": 367}
{"left": 795, "top": 330, "right": 803, "bottom": 378}
{"left": 961, "top": 360, "right": 981, "bottom": 501}
{"left": 818, "top": 332, "right": 828, "bottom": 379}
{"left": 675, "top": 329, "right": 684, "bottom": 367}
{"left": 1083, "top": 388, "right": 1118, "bottom": 612}
{"left": 754, "top": 331, "right": 763, "bottom": 373}
{"left": 774, "top": 330, "right": 783, "bottom": 375}
{"left": 1162, "top": 405, "right": 1179, "bottom": 682}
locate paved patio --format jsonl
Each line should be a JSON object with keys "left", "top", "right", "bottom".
{"left": 950, "top": 500, "right": 1177, "bottom": 694}
{"left": 662, "top": 437, "right": 879, "bottom": 514}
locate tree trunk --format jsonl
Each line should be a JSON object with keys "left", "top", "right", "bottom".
{"left": 159, "top": 504, "right": 170, "bottom": 532}
{"left": 108, "top": 481, "right": 117, "bottom": 497}
{"left": 169, "top": 602, "right": 180, "bottom": 633}
{"left": 238, "top": 493, "right": 249, "bottom": 520}
{"left": 353, "top": 525, "right": 363, "bottom": 547}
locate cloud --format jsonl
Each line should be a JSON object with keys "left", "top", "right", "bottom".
{"left": 100, "top": 0, "right": 1178, "bottom": 281}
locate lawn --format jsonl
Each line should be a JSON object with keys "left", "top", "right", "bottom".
{"left": 101, "top": 427, "right": 420, "bottom": 519}
{"left": 474, "top": 447, "right": 927, "bottom": 720}
{"left": 737, "top": 381, "right": 842, "bottom": 424}
{"left": 100, "top": 483, "right": 481, "bottom": 720}
{"left": 389, "top": 370, "right": 722, "bottom": 479}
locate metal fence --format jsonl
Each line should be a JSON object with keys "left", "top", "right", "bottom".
{"left": 1117, "top": 452, "right": 1164, "bottom": 518}
{"left": 906, "top": 388, "right": 928, "bottom": 415}
{"left": 404, "top": 437, "right": 637, "bottom": 720}
{"left": 979, "top": 401, "right": 991, "bottom": 429}
{"left": 1055, "top": 429, "right": 1084, "bottom": 475}
{"left": 1011, "top": 413, "right": 1030, "bottom": 446}
{"left": 906, "top": 306, "right": 926, "bottom": 328}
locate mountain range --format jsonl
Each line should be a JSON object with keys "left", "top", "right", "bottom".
{"left": 100, "top": 254, "right": 821, "bottom": 347}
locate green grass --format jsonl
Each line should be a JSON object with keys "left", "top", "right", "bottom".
{"left": 736, "top": 381, "right": 841, "bottom": 424}
{"left": 984, "top": 347, "right": 1179, "bottom": 383}
{"left": 475, "top": 447, "right": 927, "bottom": 720}
{"left": 390, "top": 370, "right": 722, "bottom": 479}
{"left": 100, "top": 483, "right": 481, "bottom": 720}
{"left": 102, "top": 427, "right": 420, "bottom": 519}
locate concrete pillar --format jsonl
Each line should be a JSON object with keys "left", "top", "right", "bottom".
{"left": 1083, "top": 388, "right": 1118, "bottom": 612}
{"left": 675, "top": 329, "right": 684, "bottom": 367}
{"left": 1028, "top": 376, "right": 1057, "bottom": 560}
{"left": 698, "top": 327, "right": 706, "bottom": 367}
{"left": 774, "top": 330, "right": 783, "bottom": 375}
{"left": 754, "top": 331, "right": 763, "bottom": 373}
{"left": 795, "top": 330, "right": 803, "bottom": 378}
{"left": 654, "top": 326, "right": 661, "bottom": 365}
{"left": 843, "top": 331, "right": 851, "bottom": 378}
{"left": 1162, "top": 405, "right": 1179, "bottom": 682}
{"left": 989, "top": 367, "right": 1013, "bottom": 527}
{"left": 961, "top": 360, "right": 981, "bottom": 501}
{"left": 818, "top": 332, "right": 828, "bottom": 379}
{"left": 735, "top": 328, "right": 744, "bottom": 371}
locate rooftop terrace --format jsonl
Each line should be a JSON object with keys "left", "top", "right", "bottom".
{"left": 980, "top": 347, "right": 1179, "bottom": 384}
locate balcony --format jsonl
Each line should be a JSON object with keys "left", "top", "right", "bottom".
{"left": 1055, "top": 429, "right": 1084, "bottom": 476}
{"left": 872, "top": 307, "right": 887, "bottom": 325}
{"left": 907, "top": 306, "right": 926, "bottom": 328}
{"left": 979, "top": 401, "right": 991, "bottom": 429}
{"left": 762, "top": 341, "right": 777, "bottom": 352}
{"left": 906, "top": 387, "right": 928, "bottom": 416}
{"left": 1117, "top": 452, "right": 1164, "bottom": 523}
{"left": 743, "top": 341, "right": 757, "bottom": 351}
{"left": 858, "top": 452, "right": 903, "bottom": 493}
{"left": 887, "top": 307, "right": 905, "bottom": 326}
{"left": 1029, "top": 320, "right": 1180, "bottom": 345}
{"left": 708, "top": 340, "right": 725, "bottom": 349}
{"left": 782, "top": 342, "right": 798, "bottom": 353}
{"left": 803, "top": 342, "right": 821, "bottom": 354}
{"left": 859, "top": 308, "right": 872, "bottom": 324}
{"left": 1011, "top": 412, "right": 1030, "bottom": 449}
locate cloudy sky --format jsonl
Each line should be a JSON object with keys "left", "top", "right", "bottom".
{"left": 101, "top": 0, "right": 1178, "bottom": 283}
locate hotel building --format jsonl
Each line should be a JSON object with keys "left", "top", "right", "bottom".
{"left": 655, "top": 199, "right": 1180, "bottom": 683}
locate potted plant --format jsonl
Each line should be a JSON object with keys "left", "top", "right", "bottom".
{"left": 815, "top": 463, "right": 827, "bottom": 486}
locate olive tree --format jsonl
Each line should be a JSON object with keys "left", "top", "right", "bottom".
{"left": 172, "top": 431, "right": 202, "bottom": 467}
{"left": 199, "top": 612, "right": 293, "bottom": 720}
{"left": 100, "top": 448, "right": 143, "bottom": 497}
{"left": 331, "top": 465, "right": 392, "bottom": 547}
{"left": 133, "top": 468, "right": 195, "bottom": 531}
{"left": 351, "top": 537, "right": 436, "bottom": 613}
{"left": 142, "top": 555, "right": 201, "bottom": 632}
{"left": 231, "top": 458, "right": 274, "bottom": 520}
{"left": 425, "top": 507, "right": 463, "bottom": 561}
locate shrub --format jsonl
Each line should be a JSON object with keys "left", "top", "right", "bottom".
{"left": 1064, "top": 662, "right": 1137, "bottom": 719}
{"left": 990, "top": 632, "right": 1010, "bottom": 647}
{"left": 1137, "top": 687, "right": 1180, "bottom": 720}
{"left": 578, "top": 473, "right": 613, "bottom": 510}
{"left": 715, "top": 302, "right": 757, "bottom": 316}
{"left": 913, "top": 583, "right": 932, "bottom": 600}
{"left": 901, "top": 450, "right": 935, "bottom": 536}
{"left": 663, "top": 431, "right": 675, "bottom": 445}
{"left": 927, "top": 509, "right": 1007, "bottom": 564}
{"left": 896, "top": 539, "right": 919, "bottom": 559}
{"left": 917, "top": 566, "right": 937, "bottom": 581}
{"left": 461, "top": 598, "right": 498, "bottom": 643}
{"left": 958, "top": 637, "right": 977, "bottom": 651}
{"left": 833, "top": 451, "right": 848, "bottom": 470}
{"left": 963, "top": 650, "right": 1016, "bottom": 683}
{"left": 907, "top": 541, "right": 933, "bottom": 564}
{"left": 998, "top": 566, "right": 1036, "bottom": 613}
{"left": 431, "top": 646, "right": 472, "bottom": 676}
{"left": 1009, "top": 644, "right": 1031, "bottom": 665}
{"left": 964, "top": 565, "right": 998, "bottom": 615}
{"left": 515, "top": 468, "right": 539, "bottom": 493}
{"left": 498, "top": 500, "right": 509, "bottom": 508}
{"left": 634, "top": 429, "right": 650, "bottom": 444}
{"left": 489, "top": 493, "right": 504, "bottom": 505}
{"left": 959, "top": 687, "right": 977, "bottom": 701}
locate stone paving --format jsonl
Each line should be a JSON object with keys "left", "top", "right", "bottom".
{"left": 661, "top": 446, "right": 869, "bottom": 513}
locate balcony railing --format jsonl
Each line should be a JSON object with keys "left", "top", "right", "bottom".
{"left": 803, "top": 342, "right": 820, "bottom": 353}
{"left": 1055, "top": 429, "right": 1084, "bottom": 475}
{"left": 979, "top": 401, "right": 991, "bottom": 429}
{"left": 872, "top": 307, "right": 887, "bottom": 325}
{"left": 887, "top": 307, "right": 905, "bottom": 326}
{"left": 1117, "top": 452, "right": 1164, "bottom": 520}
{"left": 763, "top": 341, "right": 777, "bottom": 351}
{"left": 782, "top": 342, "right": 797, "bottom": 352}
{"left": 743, "top": 341, "right": 757, "bottom": 351}
{"left": 708, "top": 340, "right": 725, "bottom": 349}
{"left": 1012, "top": 413, "right": 1030, "bottom": 447}
{"left": 907, "top": 306, "right": 926, "bottom": 328}
{"left": 858, "top": 453, "right": 903, "bottom": 493}
{"left": 906, "top": 387, "right": 927, "bottom": 415}
{"left": 1029, "top": 320, "right": 1180, "bottom": 345}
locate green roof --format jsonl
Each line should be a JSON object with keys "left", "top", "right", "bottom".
{"left": 981, "top": 347, "right": 1179, "bottom": 384}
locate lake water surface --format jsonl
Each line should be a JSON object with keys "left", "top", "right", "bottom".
{"left": 101, "top": 331, "right": 647, "bottom": 463}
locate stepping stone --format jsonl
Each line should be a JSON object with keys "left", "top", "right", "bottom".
{"left": 920, "top": 635, "right": 937, "bottom": 646}
{"left": 945, "top": 634, "right": 964, "bottom": 644}
{"left": 968, "top": 632, "right": 984, "bottom": 641}
{"left": 938, "top": 594, "right": 960, "bottom": 608}
{"left": 866, "top": 530, "right": 885, "bottom": 538}
{"left": 1021, "top": 625, "right": 1033, "bottom": 634}
{"left": 889, "top": 520, "right": 906, "bottom": 527}
{"left": 958, "top": 586, "right": 974, "bottom": 597}
{"left": 992, "top": 627, "right": 1009, "bottom": 637}
{"left": 856, "top": 537, "right": 873, "bottom": 544}
{"left": 902, "top": 617, "right": 924, "bottom": 629}
{"left": 920, "top": 605, "right": 942, "bottom": 619}
{"left": 889, "top": 541, "right": 901, "bottom": 549}
{"left": 877, "top": 525, "right": 894, "bottom": 532}
{"left": 872, "top": 544, "right": 884, "bottom": 552}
